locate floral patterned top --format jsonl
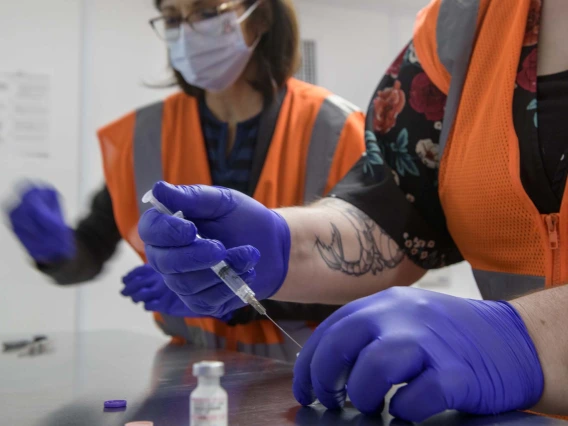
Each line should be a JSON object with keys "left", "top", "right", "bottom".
{"left": 330, "top": 0, "right": 566, "bottom": 269}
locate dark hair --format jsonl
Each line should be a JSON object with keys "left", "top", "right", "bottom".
{"left": 153, "top": 0, "right": 301, "bottom": 103}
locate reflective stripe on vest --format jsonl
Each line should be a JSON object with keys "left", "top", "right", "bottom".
{"left": 155, "top": 314, "right": 305, "bottom": 362}
{"left": 472, "top": 269, "right": 545, "bottom": 301}
{"left": 132, "top": 92, "right": 353, "bottom": 356}
{"left": 304, "top": 94, "right": 360, "bottom": 203}
{"left": 156, "top": 314, "right": 225, "bottom": 349}
{"left": 133, "top": 101, "right": 164, "bottom": 215}
{"left": 436, "top": 0, "right": 480, "bottom": 155}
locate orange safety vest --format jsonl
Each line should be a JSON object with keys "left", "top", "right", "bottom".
{"left": 97, "top": 78, "right": 365, "bottom": 361}
{"left": 414, "top": 0, "right": 568, "bottom": 300}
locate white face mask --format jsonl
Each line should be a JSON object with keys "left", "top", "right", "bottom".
{"left": 167, "top": 2, "right": 261, "bottom": 92}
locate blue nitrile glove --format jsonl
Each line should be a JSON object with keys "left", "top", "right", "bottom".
{"left": 7, "top": 185, "right": 75, "bottom": 264}
{"left": 122, "top": 264, "right": 236, "bottom": 321}
{"left": 122, "top": 264, "right": 192, "bottom": 317}
{"left": 293, "top": 287, "right": 544, "bottom": 423}
{"left": 138, "top": 182, "right": 290, "bottom": 318}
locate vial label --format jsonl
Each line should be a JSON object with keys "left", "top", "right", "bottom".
{"left": 191, "top": 397, "right": 227, "bottom": 426}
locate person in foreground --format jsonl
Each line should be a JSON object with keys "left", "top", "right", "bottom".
{"left": 138, "top": 183, "right": 561, "bottom": 422}
{"left": 137, "top": 0, "right": 568, "bottom": 420}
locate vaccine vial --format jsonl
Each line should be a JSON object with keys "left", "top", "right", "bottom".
{"left": 190, "top": 361, "right": 228, "bottom": 426}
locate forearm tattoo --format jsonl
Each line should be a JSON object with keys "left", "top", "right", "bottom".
{"left": 315, "top": 198, "right": 404, "bottom": 276}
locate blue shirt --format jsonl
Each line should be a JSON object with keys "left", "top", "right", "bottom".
{"left": 199, "top": 100, "right": 261, "bottom": 195}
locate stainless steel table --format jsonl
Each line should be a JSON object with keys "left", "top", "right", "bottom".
{"left": 0, "top": 331, "right": 565, "bottom": 426}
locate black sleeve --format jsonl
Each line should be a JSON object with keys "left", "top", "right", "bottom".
{"left": 330, "top": 41, "right": 463, "bottom": 269}
{"left": 38, "top": 185, "right": 122, "bottom": 285}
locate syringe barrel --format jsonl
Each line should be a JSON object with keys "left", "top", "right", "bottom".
{"left": 210, "top": 260, "right": 256, "bottom": 303}
{"left": 141, "top": 192, "right": 263, "bottom": 312}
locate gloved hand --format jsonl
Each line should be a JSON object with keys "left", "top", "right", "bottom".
{"left": 121, "top": 265, "right": 235, "bottom": 321}
{"left": 138, "top": 182, "right": 290, "bottom": 318}
{"left": 293, "top": 287, "right": 544, "bottom": 423}
{"left": 7, "top": 185, "right": 75, "bottom": 264}
{"left": 122, "top": 264, "right": 198, "bottom": 317}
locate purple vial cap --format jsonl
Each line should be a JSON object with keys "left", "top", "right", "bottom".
{"left": 104, "top": 400, "right": 127, "bottom": 409}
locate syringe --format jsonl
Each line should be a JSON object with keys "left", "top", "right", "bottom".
{"left": 142, "top": 190, "right": 302, "bottom": 350}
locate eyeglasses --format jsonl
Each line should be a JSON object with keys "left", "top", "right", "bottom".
{"left": 150, "top": 0, "right": 247, "bottom": 40}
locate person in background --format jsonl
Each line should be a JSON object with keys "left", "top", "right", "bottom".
{"left": 137, "top": 0, "right": 568, "bottom": 422}
{"left": 6, "top": 0, "right": 365, "bottom": 361}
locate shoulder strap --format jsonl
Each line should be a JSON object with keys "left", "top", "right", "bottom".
{"left": 437, "top": 0, "right": 480, "bottom": 157}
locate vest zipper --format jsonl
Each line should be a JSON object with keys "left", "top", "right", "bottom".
{"left": 545, "top": 214, "right": 561, "bottom": 285}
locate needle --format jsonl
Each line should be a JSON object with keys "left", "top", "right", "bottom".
{"left": 264, "top": 313, "right": 303, "bottom": 349}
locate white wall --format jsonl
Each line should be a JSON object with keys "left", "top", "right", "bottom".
{"left": 294, "top": 0, "right": 425, "bottom": 109}
{"left": 1, "top": 0, "right": 479, "bottom": 337}
{"left": 0, "top": 0, "right": 82, "bottom": 334}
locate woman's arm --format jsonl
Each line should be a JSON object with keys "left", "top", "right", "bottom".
{"left": 274, "top": 42, "right": 462, "bottom": 303}
{"left": 511, "top": 285, "right": 568, "bottom": 414}
{"left": 273, "top": 198, "right": 425, "bottom": 304}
